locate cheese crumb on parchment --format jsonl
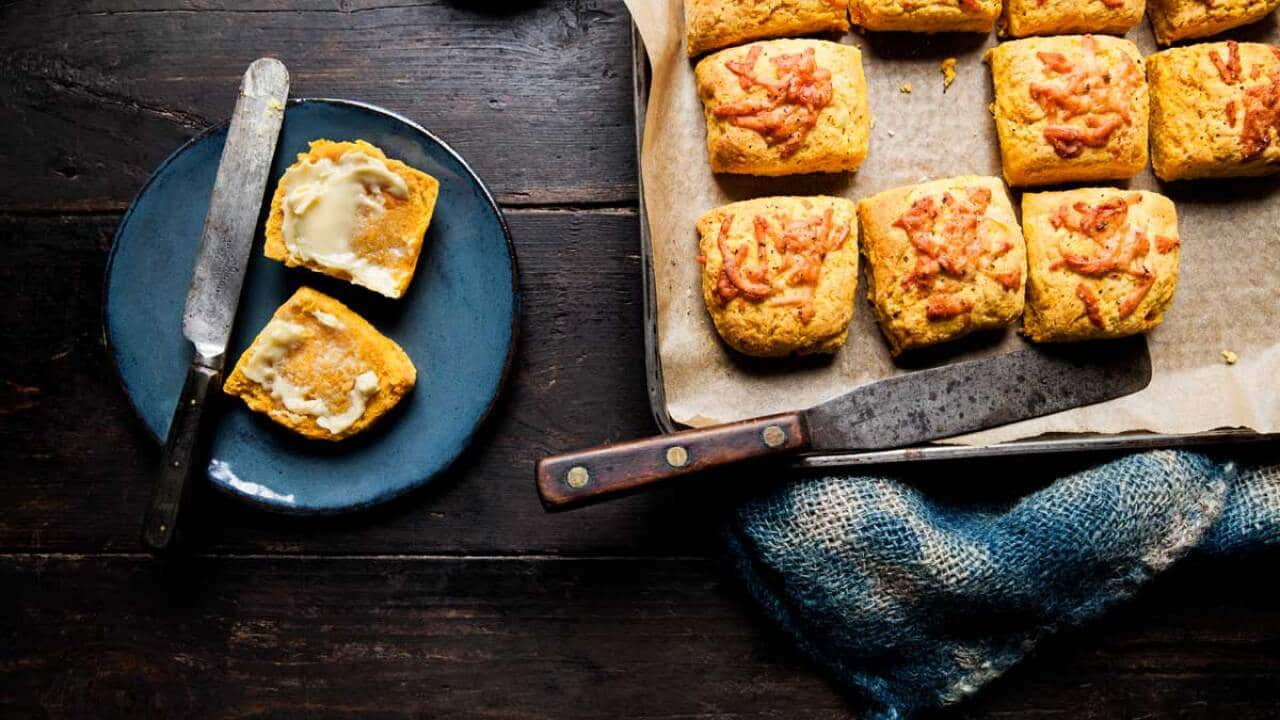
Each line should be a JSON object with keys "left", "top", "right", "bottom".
{"left": 899, "top": 82, "right": 913, "bottom": 94}
{"left": 941, "top": 58, "right": 957, "bottom": 91}
{"left": 1221, "top": 350, "right": 1239, "bottom": 365}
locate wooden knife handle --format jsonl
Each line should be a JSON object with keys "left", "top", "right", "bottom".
{"left": 141, "top": 362, "right": 220, "bottom": 554}
{"left": 536, "top": 412, "right": 809, "bottom": 511}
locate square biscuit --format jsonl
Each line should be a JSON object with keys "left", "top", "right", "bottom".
{"left": 685, "top": 0, "right": 851, "bottom": 58}
{"left": 852, "top": 0, "right": 1001, "bottom": 32}
{"left": 224, "top": 287, "right": 416, "bottom": 441}
{"left": 1022, "top": 189, "right": 1180, "bottom": 343}
{"left": 857, "top": 176, "right": 1026, "bottom": 356}
{"left": 1148, "top": 0, "right": 1280, "bottom": 45}
{"left": 1001, "top": 0, "right": 1145, "bottom": 37}
{"left": 1148, "top": 41, "right": 1280, "bottom": 181}
{"left": 695, "top": 39, "right": 871, "bottom": 176}
{"left": 697, "top": 196, "right": 859, "bottom": 356}
{"left": 265, "top": 139, "right": 439, "bottom": 299}
{"left": 989, "top": 35, "right": 1149, "bottom": 187}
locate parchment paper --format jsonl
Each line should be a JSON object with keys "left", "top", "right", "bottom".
{"left": 625, "top": 0, "right": 1280, "bottom": 445}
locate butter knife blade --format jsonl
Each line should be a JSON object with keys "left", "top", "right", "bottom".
{"left": 182, "top": 57, "right": 290, "bottom": 366}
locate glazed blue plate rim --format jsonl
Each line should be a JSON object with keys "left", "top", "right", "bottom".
{"left": 103, "top": 97, "right": 520, "bottom": 516}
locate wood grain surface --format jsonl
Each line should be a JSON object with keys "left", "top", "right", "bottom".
{"left": 1, "top": 1, "right": 1278, "bottom": 717}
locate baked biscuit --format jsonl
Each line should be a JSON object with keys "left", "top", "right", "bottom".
{"left": 224, "top": 287, "right": 416, "bottom": 441}
{"left": 1000, "top": 0, "right": 1145, "bottom": 37}
{"left": 858, "top": 176, "right": 1026, "bottom": 355}
{"left": 1022, "top": 189, "right": 1180, "bottom": 343}
{"left": 852, "top": 0, "right": 1001, "bottom": 33}
{"left": 989, "top": 35, "right": 1148, "bottom": 187}
{"left": 1148, "top": 41, "right": 1280, "bottom": 181}
{"left": 265, "top": 139, "right": 439, "bottom": 299}
{"left": 1148, "top": 0, "right": 1280, "bottom": 45}
{"left": 695, "top": 39, "right": 871, "bottom": 176}
{"left": 697, "top": 196, "right": 859, "bottom": 356}
{"left": 685, "top": 0, "right": 851, "bottom": 58}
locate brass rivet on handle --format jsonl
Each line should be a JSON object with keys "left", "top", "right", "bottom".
{"left": 761, "top": 425, "right": 787, "bottom": 448}
{"left": 565, "top": 466, "right": 591, "bottom": 489}
{"left": 665, "top": 446, "right": 689, "bottom": 468}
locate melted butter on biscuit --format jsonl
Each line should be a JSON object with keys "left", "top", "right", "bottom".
{"left": 280, "top": 151, "right": 409, "bottom": 296}
{"left": 241, "top": 317, "right": 380, "bottom": 435}
{"left": 311, "top": 309, "right": 346, "bottom": 330}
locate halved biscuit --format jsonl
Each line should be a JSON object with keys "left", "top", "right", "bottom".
{"left": 224, "top": 287, "right": 416, "bottom": 441}
{"left": 265, "top": 139, "right": 439, "bottom": 299}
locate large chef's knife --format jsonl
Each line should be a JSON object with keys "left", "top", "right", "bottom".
{"left": 536, "top": 338, "right": 1151, "bottom": 510}
{"left": 141, "top": 58, "right": 290, "bottom": 553}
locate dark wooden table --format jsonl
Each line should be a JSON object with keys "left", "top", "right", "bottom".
{"left": 3, "top": 2, "right": 1278, "bottom": 717}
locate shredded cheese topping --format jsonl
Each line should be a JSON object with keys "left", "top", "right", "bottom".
{"left": 1212, "top": 42, "right": 1280, "bottom": 161}
{"left": 1029, "top": 36, "right": 1140, "bottom": 159}
{"left": 892, "top": 187, "right": 1018, "bottom": 322}
{"left": 715, "top": 46, "right": 834, "bottom": 158}
{"left": 1047, "top": 195, "right": 1177, "bottom": 328}
{"left": 709, "top": 204, "right": 850, "bottom": 324}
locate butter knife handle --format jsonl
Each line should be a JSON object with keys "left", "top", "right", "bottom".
{"left": 142, "top": 362, "right": 220, "bottom": 554}
{"left": 535, "top": 412, "right": 809, "bottom": 511}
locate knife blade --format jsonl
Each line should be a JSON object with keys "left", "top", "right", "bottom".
{"left": 141, "top": 58, "right": 290, "bottom": 553}
{"left": 536, "top": 337, "right": 1151, "bottom": 510}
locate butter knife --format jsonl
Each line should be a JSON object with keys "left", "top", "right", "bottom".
{"left": 141, "top": 58, "right": 290, "bottom": 553}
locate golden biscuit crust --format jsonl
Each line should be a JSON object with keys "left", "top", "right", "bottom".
{"left": 265, "top": 139, "right": 439, "bottom": 299}
{"left": 857, "top": 176, "right": 1026, "bottom": 355}
{"left": 695, "top": 39, "right": 871, "bottom": 176}
{"left": 685, "top": 0, "right": 851, "bottom": 57}
{"left": 852, "top": 0, "right": 1001, "bottom": 33}
{"left": 1000, "top": 0, "right": 1145, "bottom": 37}
{"left": 224, "top": 287, "right": 416, "bottom": 441}
{"left": 1148, "top": 0, "right": 1280, "bottom": 45}
{"left": 1021, "top": 189, "right": 1180, "bottom": 343}
{"left": 698, "top": 196, "right": 859, "bottom": 356}
{"left": 989, "top": 35, "right": 1149, "bottom": 187}
{"left": 1148, "top": 42, "right": 1280, "bottom": 181}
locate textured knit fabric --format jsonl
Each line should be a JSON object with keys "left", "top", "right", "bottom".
{"left": 723, "top": 449, "right": 1280, "bottom": 719}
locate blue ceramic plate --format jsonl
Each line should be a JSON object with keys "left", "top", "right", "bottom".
{"left": 105, "top": 99, "right": 519, "bottom": 514}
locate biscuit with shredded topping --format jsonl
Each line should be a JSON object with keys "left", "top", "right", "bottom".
{"left": 697, "top": 196, "right": 859, "bottom": 356}
{"left": 989, "top": 35, "right": 1149, "bottom": 187}
{"left": 1021, "top": 189, "right": 1180, "bottom": 343}
{"left": 859, "top": 176, "right": 1026, "bottom": 355}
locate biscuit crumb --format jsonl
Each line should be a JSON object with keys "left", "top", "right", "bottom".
{"left": 1221, "top": 350, "right": 1239, "bottom": 365}
{"left": 899, "top": 83, "right": 913, "bottom": 94}
{"left": 941, "top": 58, "right": 957, "bottom": 91}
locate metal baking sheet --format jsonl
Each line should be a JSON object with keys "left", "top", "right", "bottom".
{"left": 629, "top": 21, "right": 1278, "bottom": 466}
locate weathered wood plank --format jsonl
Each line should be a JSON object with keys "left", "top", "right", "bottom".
{"left": 0, "top": 210, "right": 745, "bottom": 556}
{"left": 0, "top": 0, "right": 638, "bottom": 212}
{"left": 3, "top": 554, "right": 1278, "bottom": 719}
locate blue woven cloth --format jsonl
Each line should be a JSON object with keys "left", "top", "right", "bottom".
{"left": 723, "top": 449, "right": 1280, "bottom": 719}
